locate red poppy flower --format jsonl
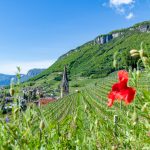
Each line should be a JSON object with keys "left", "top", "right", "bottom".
{"left": 107, "top": 70, "right": 136, "bottom": 107}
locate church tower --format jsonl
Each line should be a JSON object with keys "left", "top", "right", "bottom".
{"left": 61, "top": 66, "right": 69, "bottom": 98}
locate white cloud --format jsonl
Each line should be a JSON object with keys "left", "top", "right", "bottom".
{"left": 110, "top": 0, "right": 134, "bottom": 6}
{"left": 126, "top": 12, "right": 134, "bottom": 19}
{"left": 108, "top": 0, "right": 135, "bottom": 19}
{"left": 0, "top": 60, "right": 55, "bottom": 75}
{"left": 116, "top": 7, "right": 125, "bottom": 14}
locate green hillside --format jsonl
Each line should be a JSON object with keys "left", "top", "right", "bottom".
{"left": 1, "top": 71, "right": 149, "bottom": 149}
{"left": 31, "top": 21, "right": 150, "bottom": 81}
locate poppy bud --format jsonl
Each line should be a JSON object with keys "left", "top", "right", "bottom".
{"left": 130, "top": 49, "right": 138, "bottom": 55}
{"left": 10, "top": 88, "right": 15, "bottom": 96}
{"left": 130, "top": 49, "right": 140, "bottom": 58}
{"left": 133, "top": 122, "right": 137, "bottom": 126}
{"left": 126, "top": 111, "right": 130, "bottom": 117}
{"left": 112, "top": 145, "right": 118, "bottom": 150}
{"left": 84, "top": 104, "right": 87, "bottom": 111}
{"left": 132, "top": 112, "right": 138, "bottom": 125}
{"left": 142, "top": 57, "right": 149, "bottom": 65}
{"left": 73, "top": 115, "right": 77, "bottom": 122}
{"left": 90, "top": 123, "right": 93, "bottom": 131}
{"left": 139, "top": 49, "right": 144, "bottom": 58}
{"left": 141, "top": 103, "right": 148, "bottom": 112}
{"left": 95, "top": 119, "right": 98, "bottom": 127}
{"left": 113, "top": 59, "right": 117, "bottom": 68}
{"left": 39, "top": 120, "right": 45, "bottom": 130}
{"left": 14, "top": 108, "right": 19, "bottom": 114}
{"left": 75, "top": 90, "right": 80, "bottom": 93}
{"left": 136, "top": 70, "right": 140, "bottom": 78}
{"left": 131, "top": 52, "right": 140, "bottom": 57}
{"left": 129, "top": 69, "right": 132, "bottom": 74}
{"left": 147, "top": 132, "right": 150, "bottom": 137}
{"left": 6, "top": 140, "right": 11, "bottom": 145}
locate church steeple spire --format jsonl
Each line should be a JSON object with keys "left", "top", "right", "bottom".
{"left": 61, "top": 66, "right": 69, "bottom": 98}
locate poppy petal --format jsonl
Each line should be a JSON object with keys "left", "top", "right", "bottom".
{"left": 118, "top": 70, "right": 128, "bottom": 83}
{"left": 107, "top": 70, "right": 136, "bottom": 107}
{"left": 120, "top": 87, "right": 136, "bottom": 104}
{"left": 107, "top": 98, "right": 114, "bottom": 107}
{"left": 107, "top": 91, "right": 116, "bottom": 107}
{"left": 112, "top": 83, "right": 120, "bottom": 91}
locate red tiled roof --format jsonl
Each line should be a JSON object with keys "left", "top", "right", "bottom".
{"left": 39, "top": 98, "right": 56, "bottom": 105}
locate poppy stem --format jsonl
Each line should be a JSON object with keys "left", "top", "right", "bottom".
{"left": 39, "top": 129, "right": 42, "bottom": 145}
{"left": 120, "top": 100, "right": 122, "bottom": 110}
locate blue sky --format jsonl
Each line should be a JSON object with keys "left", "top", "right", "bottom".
{"left": 0, "top": 0, "right": 150, "bottom": 74}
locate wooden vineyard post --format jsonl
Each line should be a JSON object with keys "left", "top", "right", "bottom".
{"left": 114, "top": 115, "right": 118, "bottom": 137}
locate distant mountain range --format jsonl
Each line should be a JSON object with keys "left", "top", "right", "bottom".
{"left": 0, "top": 69, "right": 45, "bottom": 87}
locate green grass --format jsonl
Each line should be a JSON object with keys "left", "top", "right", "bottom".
{"left": 0, "top": 71, "right": 149, "bottom": 149}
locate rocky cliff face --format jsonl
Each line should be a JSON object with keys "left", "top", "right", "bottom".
{"left": 136, "top": 24, "right": 150, "bottom": 32}
{"left": 58, "top": 21, "right": 150, "bottom": 61}
{"left": 95, "top": 32, "right": 123, "bottom": 45}
{"left": 95, "top": 22, "right": 150, "bottom": 45}
{"left": 21, "top": 69, "right": 45, "bottom": 82}
{"left": 95, "top": 34, "right": 113, "bottom": 44}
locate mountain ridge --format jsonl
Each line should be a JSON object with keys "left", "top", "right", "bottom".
{"left": 0, "top": 68, "right": 45, "bottom": 86}
{"left": 28, "top": 20, "right": 150, "bottom": 81}
{"left": 59, "top": 20, "right": 150, "bottom": 60}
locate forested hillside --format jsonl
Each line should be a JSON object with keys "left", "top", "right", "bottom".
{"left": 31, "top": 21, "right": 150, "bottom": 81}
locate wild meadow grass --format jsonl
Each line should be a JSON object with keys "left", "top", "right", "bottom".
{"left": 0, "top": 46, "right": 150, "bottom": 149}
